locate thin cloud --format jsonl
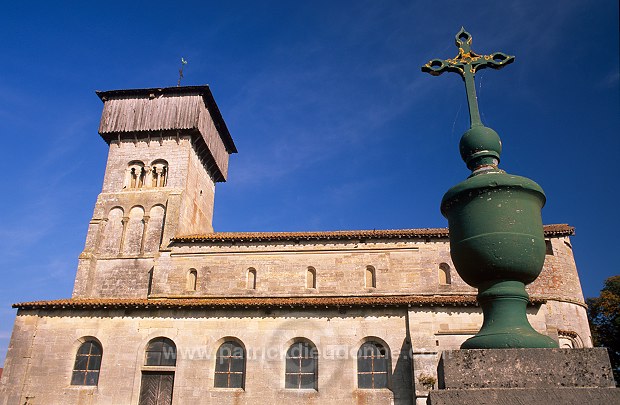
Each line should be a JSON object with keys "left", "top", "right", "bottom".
{"left": 226, "top": 60, "right": 434, "bottom": 188}
{"left": 599, "top": 69, "right": 620, "bottom": 89}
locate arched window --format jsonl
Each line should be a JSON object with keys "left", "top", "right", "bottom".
{"left": 151, "top": 160, "right": 168, "bottom": 188}
{"left": 71, "top": 340, "right": 103, "bottom": 386}
{"left": 214, "top": 340, "right": 246, "bottom": 388}
{"left": 306, "top": 267, "right": 316, "bottom": 289}
{"left": 147, "top": 267, "right": 154, "bottom": 296}
{"left": 247, "top": 268, "right": 257, "bottom": 290}
{"left": 285, "top": 341, "right": 318, "bottom": 389}
{"left": 545, "top": 239, "right": 554, "bottom": 255}
{"left": 558, "top": 330, "right": 583, "bottom": 349}
{"left": 357, "top": 341, "right": 389, "bottom": 389}
{"left": 187, "top": 269, "right": 197, "bottom": 291}
{"left": 365, "top": 266, "right": 376, "bottom": 288}
{"left": 126, "top": 161, "right": 146, "bottom": 189}
{"left": 145, "top": 337, "right": 177, "bottom": 366}
{"left": 438, "top": 263, "right": 451, "bottom": 285}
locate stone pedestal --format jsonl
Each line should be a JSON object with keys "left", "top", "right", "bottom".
{"left": 428, "top": 348, "right": 619, "bottom": 404}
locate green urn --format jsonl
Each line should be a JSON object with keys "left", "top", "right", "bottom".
{"left": 423, "top": 29, "right": 558, "bottom": 348}
{"left": 441, "top": 126, "right": 557, "bottom": 348}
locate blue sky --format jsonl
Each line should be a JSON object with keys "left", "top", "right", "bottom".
{"left": 0, "top": 1, "right": 618, "bottom": 363}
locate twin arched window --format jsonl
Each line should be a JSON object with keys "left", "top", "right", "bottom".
{"left": 71, "top": 340, "right": 103, "bottom": 386}
{"left": 125, "top": 160, "right": 168, "bottom": 189}
{"left": 151, "top": 160, "right": 168, "bottom": 188}
{"left": 127, "top": 161, "right": 146, "bottom": 189}
{"left": 285, "top": 341, "right": 318, "bottom": 389}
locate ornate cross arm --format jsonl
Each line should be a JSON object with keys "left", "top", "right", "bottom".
{"left": 422, "top": 28, "right": 514, "bottom": 128}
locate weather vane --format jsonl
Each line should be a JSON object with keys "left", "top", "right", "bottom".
{"left": 422, "top": 28, "right": 514, "bottom": 128}
{"left": 177, "top": 57, "right": 188, "bottom": 87}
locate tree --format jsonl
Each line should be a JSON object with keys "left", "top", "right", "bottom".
{"left": 587, "top": 275, "right": 620, "bottom": 385}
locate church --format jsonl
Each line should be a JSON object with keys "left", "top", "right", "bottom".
{"left": 0, "top": 85, "right": 591, "bottom": 405}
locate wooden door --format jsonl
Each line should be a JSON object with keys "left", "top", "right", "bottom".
{"left": 138, "top": 372, "right": 174, "bottom": 405}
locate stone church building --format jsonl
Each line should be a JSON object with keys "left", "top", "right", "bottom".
{"left": 0, "top": 86, "right": 591, "bottom": 405}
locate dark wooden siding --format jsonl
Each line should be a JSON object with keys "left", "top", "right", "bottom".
{"left": 198, "top": 104, "right": 229, "bottom": 180}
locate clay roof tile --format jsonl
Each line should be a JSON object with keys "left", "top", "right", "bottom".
{"left": 172, "top": 224, "right": 574, "bottom": 243}
{"left": 12, "top": 295, "right": 547, "bottom": 310}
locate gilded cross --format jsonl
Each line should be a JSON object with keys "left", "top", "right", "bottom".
{"left": 422, "top": 28, "right": 514, "bottom": 128}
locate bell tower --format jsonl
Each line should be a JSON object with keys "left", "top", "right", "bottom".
{"left": 73, "top": 86, "right": 236, "bottom": 298}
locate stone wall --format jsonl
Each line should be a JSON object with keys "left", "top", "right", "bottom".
{"left": 75, "top": 230, "right": 588, "bottom": 309}
{"left": 155, "top": 240, "right": 465, "bottom": 297}
{"left": 0, "top": 308, "right": 414, "bottom": 405}
{"left": 177, "top": 137, "right": 217, "bottom": 236}
{"left": 1, "top": 300, "right": 588, "bottom": 405}
{"left": 533, "top": 237, "right": 585, "bottom": 303}
{"left": 144, "top": 235, "right": 585, "bottom": 306}
{"left": 73, "top": 136, "right": 218, "bottom": 298}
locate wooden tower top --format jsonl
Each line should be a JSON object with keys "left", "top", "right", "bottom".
{"left": 96, "top": 85, "right": 237, "bottom": 182}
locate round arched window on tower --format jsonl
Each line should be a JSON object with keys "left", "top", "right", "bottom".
{"left": 150, "top": 160, "right": 168, "bottom": 187}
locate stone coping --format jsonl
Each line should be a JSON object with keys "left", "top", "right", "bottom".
{"left": 428, "top": 387, "right": 620, "bottom": 404}
{"left": 437, "top": 348, "right": 616, "bottom": 389}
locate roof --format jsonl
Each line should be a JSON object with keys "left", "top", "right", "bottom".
{"left": 96, "top": 85, "right": 237, "bottom": 153}
{"left": 13, "top": 295, "right": 546, "bottom": 310}
{"left": 172, "top": 224, "right": 575, "bottom": 243}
